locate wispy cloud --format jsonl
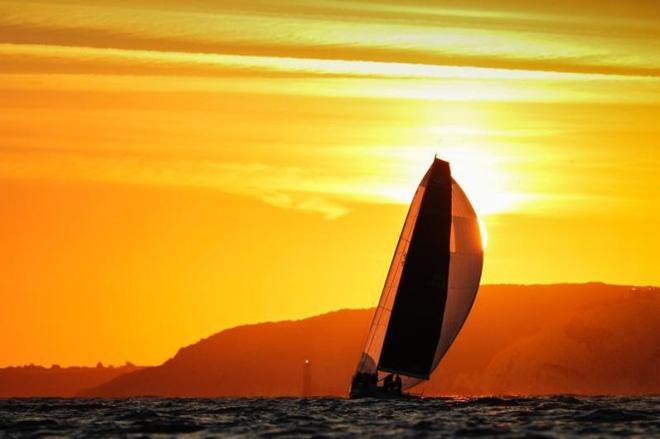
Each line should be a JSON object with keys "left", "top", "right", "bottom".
{"left": 2, "top": 0, "right": 660, "bottom": 108}
{"left": 0, "top": 148, "right": 360, "bottom": 219}
{"left": 2, "top": 0, "right": 660, "bottom": 76}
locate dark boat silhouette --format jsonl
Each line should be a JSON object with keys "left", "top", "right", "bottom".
{"left": 350, "top": 157, "right": 484, "bottom": 399}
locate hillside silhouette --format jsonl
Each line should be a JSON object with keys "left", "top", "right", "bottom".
{"left": 83, "top": 284, "right": 659, "bottom": 397}
{"left": 0, "top": 363, "right": 142, "bottom": 397}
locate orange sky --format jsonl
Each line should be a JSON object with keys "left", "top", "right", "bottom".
{"left": 1, "top": 0, "right": 659, "bottom": 367}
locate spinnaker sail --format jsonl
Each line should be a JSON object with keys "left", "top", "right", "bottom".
{"left": 352, "top": 157, "right": 483, "bottom": 395}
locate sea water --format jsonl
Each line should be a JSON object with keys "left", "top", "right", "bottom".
{"left": 0, "top": 396, "right": 658, "bottom": 437}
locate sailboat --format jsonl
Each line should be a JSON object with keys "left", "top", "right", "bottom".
{"left": 349, "top": 157, "right": 484, "bottom": 399}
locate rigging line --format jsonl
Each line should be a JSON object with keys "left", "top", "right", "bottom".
{"left": 361, "top": 235, "right": 408, "bottom": 356}
{"left": 361, "top": 248, "right": 404, "bottom": 359}
{"left": 358, "top": 238, "right": 408, "bottom": 369}
{"left": 365, "top": 229, "right": 415, "bottom": 347}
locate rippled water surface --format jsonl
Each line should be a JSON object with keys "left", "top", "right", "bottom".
{"left": 0, "top": 396, "right": 658, "bottom": 437}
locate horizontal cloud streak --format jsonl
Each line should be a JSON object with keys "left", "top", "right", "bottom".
{"left": 3, "top": 42, "right": 660, "bottom": 105}
{"left": 1, "top": 0, "right": 660, "bottom": 77}
{"left": 3, "top": 72, "right": 659, "bottom": 104}
{"left": 5, "top": 43, "right": 660, "bottom": 82}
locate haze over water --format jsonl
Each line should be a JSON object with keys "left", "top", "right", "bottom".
{"left": 2, "top": 0, "right": 660, "bottom": 369}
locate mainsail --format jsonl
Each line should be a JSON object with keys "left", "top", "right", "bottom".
{"left": 355, "top": 158, "right": 483, "bottom": 390}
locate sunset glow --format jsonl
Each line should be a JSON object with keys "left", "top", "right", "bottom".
{"left": 1, "top": 0, "right": 659, "bottom": 368}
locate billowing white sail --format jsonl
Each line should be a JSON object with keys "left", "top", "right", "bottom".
{"left": 433, "top": 179, "right": 483, "bottom": 369}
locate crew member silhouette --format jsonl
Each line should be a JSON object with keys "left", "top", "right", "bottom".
{"left": 383, "top": 373, "right": 394, "bottom": 391}
{"left": 394, "top": 374, "right": 402, "bottom": 393}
